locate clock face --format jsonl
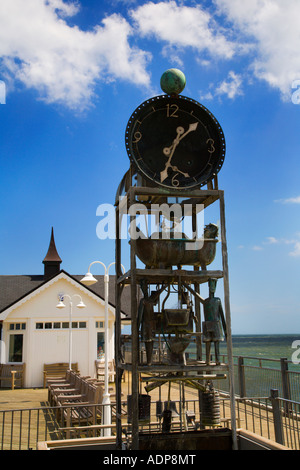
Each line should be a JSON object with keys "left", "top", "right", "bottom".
{"left": 125, "top": 95, "right": 226, "bottom": 189}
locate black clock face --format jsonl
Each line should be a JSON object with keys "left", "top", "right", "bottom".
{"left": 125, "top": 95, "right": 226, "bottom": 189}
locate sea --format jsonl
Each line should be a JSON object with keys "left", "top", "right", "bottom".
{"left": 223, "top": 334, "right": 300, "bottom": 365}
{"left": 219, "top": 334, "right": 300, "bottom": 398}
{"left": 191, "top": 334, "right": 300, "bottom": 364}
{"left": 190, "top": 333, "right": 300, "bottom": 374}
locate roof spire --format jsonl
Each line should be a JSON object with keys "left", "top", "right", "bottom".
{"left": 43, "top": 227, "right": 62, "bottom": 279}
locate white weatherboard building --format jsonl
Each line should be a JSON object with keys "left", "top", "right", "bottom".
{"left": 0, "top": 229, "right": 130, "bottom": 388}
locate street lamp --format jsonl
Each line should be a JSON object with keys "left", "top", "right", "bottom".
{"left": 56, "top": 293, "right": 86, "bottom": 370}
{"left": 80, "top": 261, "right": 125, "bottom": 437}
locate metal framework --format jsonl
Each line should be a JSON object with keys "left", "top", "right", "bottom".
{"left": 115, "top": 171, "right": 237, "bottom": 450}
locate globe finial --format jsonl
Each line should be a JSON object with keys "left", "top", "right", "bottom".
{"left": 160, "top": 68, "right": 186, "bottom": 95}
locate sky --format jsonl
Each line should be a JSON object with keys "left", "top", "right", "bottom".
{"left": 0, "top": 0, "right": 300, "bottom": 335}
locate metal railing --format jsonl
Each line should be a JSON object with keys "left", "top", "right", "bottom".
{"left": 0, "top": 401, "right": 117, "bottom": 450}
{"left": 1, "top": 390, "right": 300, "bottom": 450}
{"left": 1, "top": 349, "right": 299, "bottom": 450}
{"left": 235, "top": 390, "right": 300, "bottom": 450}
{"left": 207, "top": 354, "right": 300, "bottom": 403}
{"left": 135, "top": 342, "right": 300, "bottom": 402}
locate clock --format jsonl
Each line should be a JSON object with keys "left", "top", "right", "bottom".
{"left": 125, "top": 94, "right": 226, "bottom": 190}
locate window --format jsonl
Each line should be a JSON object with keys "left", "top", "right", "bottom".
{"left": 97, "top": 332, "right": 105, "bottom": 359}
{"left": 96, "top": 321, "right": 104, "bottom": 328}
{"left": 9, "top": 334, "right": 23, "bottom": 362}
{"left": 9, "top": 323, "right": 26, "bottom": 331}
{"left": 35, "top": 321, "right": 87, "bottom": 330}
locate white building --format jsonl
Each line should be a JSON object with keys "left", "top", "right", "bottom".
{"left": 0, "top": 229, "right": 130, "bottom": 388}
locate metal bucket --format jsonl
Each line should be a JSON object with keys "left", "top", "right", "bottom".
{"left": 157, "top": 309, "right": 193, "bottom": 334}
{"left": 165, "top": 309, "right": 190, "bottom": 327}
{"left": 127, "top": 394, "right": 151, "bottom": 424}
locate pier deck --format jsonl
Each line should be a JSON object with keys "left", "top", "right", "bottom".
{"left": 0, "top": 370, "right": 286, "bottom": 450}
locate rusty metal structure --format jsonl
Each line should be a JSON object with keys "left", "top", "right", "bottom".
{"left": 114, "top": 70, "right": 237, "bottom": 450}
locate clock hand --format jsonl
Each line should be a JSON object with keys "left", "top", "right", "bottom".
{"left": 171, "top": 165, "right": 190, "bottom": 177}
{"left": 160, "top": 137, "right": 178, "bottom": 181}
{"left": 178, "top": 121, "right": 198, "bottom": 142}
{"left": 161, "top": 122, "right": 198, "bottom": 182}
{"left": 163, "top": 122, "right": 198, "bottom": 155}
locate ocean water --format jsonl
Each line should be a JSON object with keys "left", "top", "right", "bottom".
{"left": 224, "top": 334, "right": 300, "bottom": 364}
{"left": 190, "top": 334, "right": 300, "bottom": 364}
{"left": 218, "top": 335, "right": 300, "bottom": 398}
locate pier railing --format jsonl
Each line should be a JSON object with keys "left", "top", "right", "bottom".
{"left": 0, "top": 351, "right": 299, "bottom": 450}
{"left": 0, "top": 390, "right": 299, "bottom": 450}
{"left": 234, "top": 391, "right": 300, "bottom": 450}
{"left": 135, "top": 343, "right": 300, "bottom": 402}
{"left": 216, "top": 354, "right": 300, "bottom": 403}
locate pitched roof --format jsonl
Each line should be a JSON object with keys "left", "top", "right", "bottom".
{"left": 0, "top": 275, "right": 45, "bottom": 312}
{"left": 0, "top": 270, "right": 131, "bottom": 319}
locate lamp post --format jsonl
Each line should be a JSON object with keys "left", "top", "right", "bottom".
{"left": 80, "top": 261, "right": 125, "bottom": 437}
{"left": 56, "top": 293, "right": 86, "bottom": 370}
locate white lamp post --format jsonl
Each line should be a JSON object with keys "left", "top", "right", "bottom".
{"left": 56, "top": 293, "right": 86, "bottom": 370}
{"left": 80, "top": 261, "right": 125, "bottom": 437}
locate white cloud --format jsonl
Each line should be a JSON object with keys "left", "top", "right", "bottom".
{"left": 45, "top": 0, "right": 80, "bottom": 17}
{"left": 275, "top": 196, "right": 300, "bottom": 204}
{"left": 2, "top": 0, "right": 300, "bottom": 110}
{"left": 0, "top": 0, "right": 151, "bottom": 110}
{"left": 289, "top": 242, "right": 300, "bottom": 257}
{"left": 264, "top": 237, "right": 279, "bottom": 245}
{"left": 200, "top": 71, "right": 243, "bottom": 101}
{"left": 252, "top": 235, "right": 300, "bottom": 257}
{"left": 215, "top": 0, "right": 300, "bottom": 100}
{"left": 215, "top": 71, "right": 243, "bottom": 99}
{"left": 252, "top": 245, "right": 263, "bottom": 251}
{"left": 131, "top": 1, "right": 236, "bottom": 59}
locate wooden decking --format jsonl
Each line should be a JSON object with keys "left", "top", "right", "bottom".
{"left": 0, "top": 387, "right": 48, "bottom": 410}
{"left": 0, "top": 372, "right": 286, "bottom": 449}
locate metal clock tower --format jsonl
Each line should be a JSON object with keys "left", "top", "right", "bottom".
{"left": 114, "top": 69, "right": 237, "bottom": 450}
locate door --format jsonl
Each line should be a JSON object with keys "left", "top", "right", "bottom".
{"left": 9, "top": 334, "right": 23, "bottom": 362}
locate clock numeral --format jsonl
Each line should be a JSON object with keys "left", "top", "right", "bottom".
{"left": 133, "top": 131, "right": 142, "bottom": 143}
{"left": 166, "top": 104, "right": 179, "bottom": 118}
{"left": 171, "top": 173, "right": 180, "bottom": 187}
{"left": 207, "top": 138, "right": 215, "bottom": 154}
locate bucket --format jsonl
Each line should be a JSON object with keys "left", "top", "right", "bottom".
{"left": 127, "top": 394, "right": 151, "bottom": 424}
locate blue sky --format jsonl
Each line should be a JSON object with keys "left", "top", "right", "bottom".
{"left": 0, "top": 0, "right": 300, "bottom": 334}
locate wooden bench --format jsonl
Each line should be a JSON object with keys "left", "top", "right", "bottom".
{"left": 49, "top": 373, "right": 126, "bottom": 430}
{"left": 0, "top": 364, "right": 25, "bottom": 389}
{"left": 95, "top": 360, "right": 116, "bottom": 382}
{"left": 47, "top": 370, "right": 79, "bottom": 405}
{"left": 43, "top": 362, "right": 79, "bottom": 388}
{"left": 57, "top": 381, "right": 104, "bottom": 429}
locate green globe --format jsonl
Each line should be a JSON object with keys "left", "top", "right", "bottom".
{"left": 160, "top": 68, "right": 186, "bottom": 95}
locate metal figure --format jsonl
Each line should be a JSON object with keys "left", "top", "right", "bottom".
{"left": 138, "top": 283, "right": 165, "bottom": 365}
{"left": 202, "top": 279, "right": 227, "bottom": 365}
